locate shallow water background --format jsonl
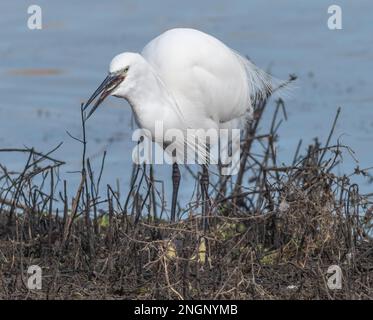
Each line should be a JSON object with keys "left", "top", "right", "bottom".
{"left": 0, "top": 1, "right": 372, "bottom": 209}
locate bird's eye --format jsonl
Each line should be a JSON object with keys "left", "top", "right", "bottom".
{"left": 123, "top": 66, "right": 129, "bottom": 73}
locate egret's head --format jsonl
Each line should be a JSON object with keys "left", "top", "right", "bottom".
{"left": 83, "top": 52, "right": 144, "bottom": 119}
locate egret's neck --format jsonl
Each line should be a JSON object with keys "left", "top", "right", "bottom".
{"left": 123, "top": 63, "right": 181, "bottom": 135}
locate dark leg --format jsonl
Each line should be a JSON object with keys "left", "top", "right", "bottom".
{"left": 200, "top": 164, "right": 210, "bottom": 232}
{"left": 171, "top": 163, "right": 180, "bottom": 222}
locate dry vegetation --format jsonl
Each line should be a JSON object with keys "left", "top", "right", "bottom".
{"left": 0, "top": 77, "right": 372, "bottom": 299}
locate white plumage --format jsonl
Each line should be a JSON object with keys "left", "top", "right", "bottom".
{"left": 105, "top": 28, "right": 274, "bottom": 145}
{"left": 83, "top": 28, "right": 278, "bottom": 222}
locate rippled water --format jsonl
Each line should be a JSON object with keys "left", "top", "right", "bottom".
{"left": 1, "top": 0, "right": 372, "bottom": 205}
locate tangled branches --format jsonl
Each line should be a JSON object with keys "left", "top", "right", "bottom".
{"left": 0, "top": 89, "right": 372, "bottom": 299}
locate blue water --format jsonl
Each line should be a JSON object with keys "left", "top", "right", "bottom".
{"left": 0, "top": 0, "right": 372, "bottom": 210}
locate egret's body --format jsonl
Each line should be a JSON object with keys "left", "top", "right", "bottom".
{"left": 141, "top": 28, "right": 251, "bottom": 130}
{"left": 84, "top": 28, "right": 275, "bottom": 223}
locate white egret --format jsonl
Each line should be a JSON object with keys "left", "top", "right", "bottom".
{"left": 83, "top": 28, "right": 277, "bottom": 225}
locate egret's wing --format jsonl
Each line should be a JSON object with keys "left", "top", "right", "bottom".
{"left": 141, "top": 29, "right": 248, "bottom": 124}
{"left": 142, "top": 28, "right": 287, "bottom": 128}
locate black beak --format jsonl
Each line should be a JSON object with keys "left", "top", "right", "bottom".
{"left": 83, "top": 73, "right": 124, "bottom": 120}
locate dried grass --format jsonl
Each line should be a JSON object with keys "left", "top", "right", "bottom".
{"left": 0, "top": 78, "right": 372, "bottom": 299}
